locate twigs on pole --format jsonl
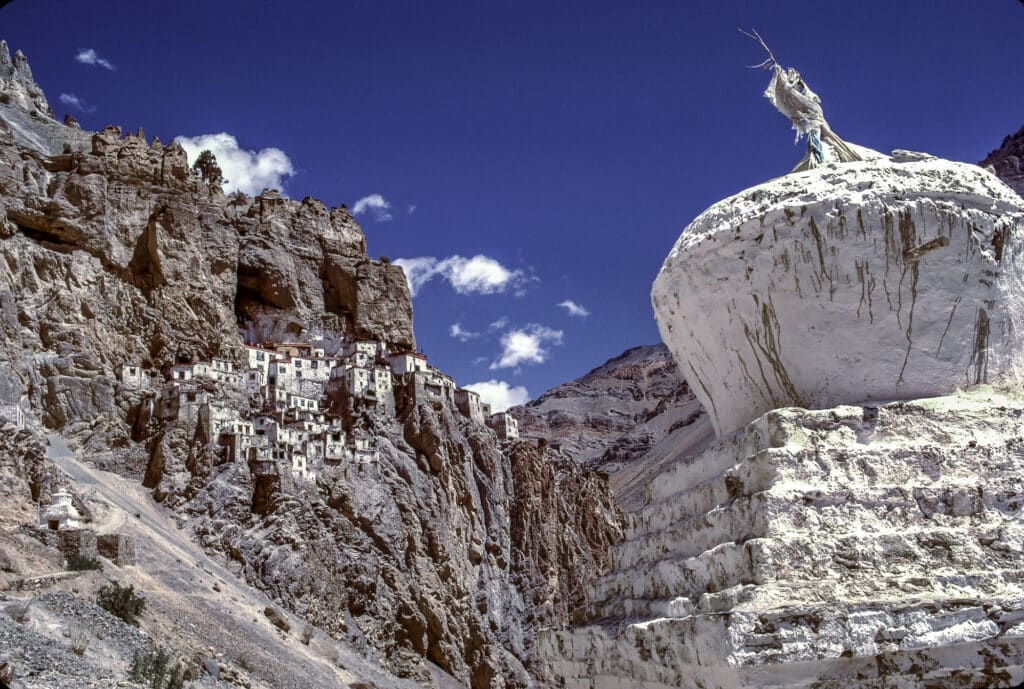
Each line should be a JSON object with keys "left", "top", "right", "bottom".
{"left": 738, "top": 28, "right": 778, "bottom": 70}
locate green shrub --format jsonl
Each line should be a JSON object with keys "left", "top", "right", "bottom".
{"left": 378, "top": 255, "right": 391, "bottom": 264}
{"left": 96, "top": 581, "right": 146, "bottom": 625}
{"left": 192, "top": 149, "right": 225, "bottom": 186}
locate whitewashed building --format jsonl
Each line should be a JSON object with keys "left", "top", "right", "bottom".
{"left": 455, "top": 388, "right": 485, "bottom": 423}
{"left": 120, "top": 364, "right": 150, "bottom": 390}
{"left": 245, "top": 369, "right": 265, "bottom": 393}
{"left": 387, "top": 351, "right": 428, "bottom": 375}
{"left": 272, "top": 342, "right": 326, "bottom": 360}
{"left": 488, "top": 412, "right": 519, "bottom": 440}
{"left": 169, "top": 364, "right": 194, "bottom": 382}
{"left": 0, "top": 395, "right": 26, "bottom": 428}
{"left": 325, "top": 428, "right": 349, "bottom": 464}
{"left": 246, "top": 345, "right": 283, "bottom": 374}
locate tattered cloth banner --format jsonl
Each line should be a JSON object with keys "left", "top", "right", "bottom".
{"left": 742, "top": 28, "right": 864, "bottom": 172}
{"left": 764, "top": 64, "right": 863, "bottom": 172}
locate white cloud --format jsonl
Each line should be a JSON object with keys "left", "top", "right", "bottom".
{"left": 558, "top": 299, "right": 590, "bottom": 317}
{"left": 393, "top": 255, "right": 527, "bottom": 297}
{"left": 407, "top": 204, "right": 417, "bottom": 214}
{"left": 392, "top": 257, "right": 439, "bottom": 296}
{"left": 75, "top": 48, "right": 114, "bottom": 70}
{"left": 465, "top": 380, "right": 530, "bottom": 412}
{"left": 490, "top": 324, "right": 563, "bottom": 369}
{"left": 489, "top": 317, "right": 510, "bottom": 331}
{"left": 449, "top": 323, "right": 479, "bottom": 342}
{"left": 59, "top": 93, "right": 94, "bottom": 113}
{"left": 352, "top": 193, "right": 393, "bottom": 222}
{"left": 176, "top": 133, "right": 295, "bottom": 196}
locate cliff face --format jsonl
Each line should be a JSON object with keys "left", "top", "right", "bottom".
{"left": 981, "top": 124, "right": 1024, "bottom": 198}
{"left": 512, "top": 345, "right": 697, "bottom": 468}
{"left": 0, "top": 44, "right": 621, "bottom": 689}
{"left": 0, "top": 112, "right": 414, "bottom": 432}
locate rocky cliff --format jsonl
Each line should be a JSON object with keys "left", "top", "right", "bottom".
{"left": 981, "top": 125, "right": 1024, "bottom": 198}
{"left": 512, "top": 344, "right": 698, "bottom": 469}
{"left": 509, "top": 344, "right": 713, "bottom": 511}
{"left": 0, "top": 42, "right": 621, "bottom": 689}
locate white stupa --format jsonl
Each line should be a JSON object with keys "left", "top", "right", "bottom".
{"left": 41, "top": 490, "right": 83, "bottom": 530}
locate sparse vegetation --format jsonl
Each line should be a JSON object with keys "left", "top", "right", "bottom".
{"left": 9, "top": 597, "right": 32, "bottom": 624}
{"left": 70, "top": 626, "right": 90, "bottom": 656}
{"left": 192, "top": 149, "right": 225, "bottom": 186}
{"left": 96, "top": 581, "right": 146, "bottom": 625}
{"left": 62, "top": 143, "right": 72, "bottom": 154}
{"left": 301, "top": 623, "right": 314, "bottom": 645}
{"left": 378, "top": 255, "right": 391, "bottom": 264}
{"left": 66, "top": 554, "right": 104, "bottom": 571}
{"left": 129, "top": 647, "right": 187, "bottom": 689}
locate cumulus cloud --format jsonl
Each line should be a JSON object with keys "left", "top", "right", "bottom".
{"left": 352, "top": 194, "right": 393, "bottom": 222}
{"left": 490, "top": 324, "right": 563, "bottom": 369}
{"left": 464, "top": 380, "right": 530, "bottom": 412}
{"left": 176, "top": 133, "right": 295, "bottom": 196}
{"left": 449, "top": 323, "right": 480, "bottom": 342}
{"left": 557, "top": 299, "right": 590, "bottom": 317}
{"left": 393, "top": 255, "right": 527, "bottom": 297}
{"left": 75, "top": 48, "right": 114, "bottom": 70}
{"left": 59, "top": 93, "right": 94, "bottom": 113}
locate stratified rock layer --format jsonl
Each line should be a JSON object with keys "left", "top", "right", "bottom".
{"left": 652, "top": 154, "right": 1024, "bottom": 436}
{"left": 512, "top": 344, "right": 702, "bottom": 470}
{"left": 981, "top": 125, "right": 1024, "bottom": 198}
{"left": 542, "top": 388, "right": 1024, "bottom": 688}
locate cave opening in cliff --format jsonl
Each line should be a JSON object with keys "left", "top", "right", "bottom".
{"left": 234, "top": 265, "right": 265, "bottom": 339}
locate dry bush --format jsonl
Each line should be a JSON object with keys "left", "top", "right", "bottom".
{"left": 9, "top": 598, "right": 32, "bottom": 624}
{"left": 70, "top": 626, "right": 90, "bottom": 656}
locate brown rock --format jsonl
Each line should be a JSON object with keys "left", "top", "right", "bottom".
{"left": 263, "top": 607, "right": 291, "bottom": 632}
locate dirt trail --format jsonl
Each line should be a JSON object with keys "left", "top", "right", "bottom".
{"left": 44, "top": 437, "right": 434, "bottom": 689}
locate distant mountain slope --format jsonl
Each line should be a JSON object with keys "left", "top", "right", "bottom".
{"left": 980, "top": 124, "right": 1024, "bottom": 197}
{"left": 510, "top": 344, "right": 714, "bottom": 509}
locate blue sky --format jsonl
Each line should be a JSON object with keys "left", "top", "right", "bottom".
{"left": 2, "top": 1, "right": 1022, "bottom": 408}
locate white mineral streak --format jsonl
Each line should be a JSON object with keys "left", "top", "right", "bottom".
{"left": 652, "top": 154, "right": 1024, "bottom": 436}
{"left": 541, "top": 388, "right": 1024, "bottom": 687}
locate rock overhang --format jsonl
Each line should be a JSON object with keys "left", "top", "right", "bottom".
{"left": 652, "top": 154, "right": 1024, "bottom": 437}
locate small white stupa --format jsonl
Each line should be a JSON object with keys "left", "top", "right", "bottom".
{"left": 41, "top": 490, "right": 83, "bottom": 530}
